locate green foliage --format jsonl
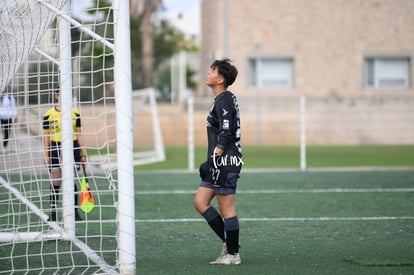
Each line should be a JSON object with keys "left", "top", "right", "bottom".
{"left": 155, "top": 63, "right": 197, "bottom": 101}
{"left": 130, "top": 17, "right": 199, "bottom": 92}
{"left": 79, "top": 1, "right": 114, "bottom": 102}
{"left": 24, "top": 2, "right": 198, "bottom": 104}
{"left": 88, "top": 0, "right": 111, "bottom": 13}
{"left": 27, "top": 63, "right": 59, "bottom": 104}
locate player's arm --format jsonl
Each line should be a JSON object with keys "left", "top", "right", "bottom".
{"left": 74, "top": 111, "right": 87, "bottom": 162}
{"left": 76, "top": 129, "right": 87, "bottom": 163}
{"left": 43, "top": 135, "right": 50, "bottom": 166}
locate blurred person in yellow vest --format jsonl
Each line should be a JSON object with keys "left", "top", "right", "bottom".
{"left": 43, "top": 89, "right": 87, "bottom": 222}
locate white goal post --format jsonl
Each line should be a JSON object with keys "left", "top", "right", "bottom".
{"left": 0, "top": 0, "right": 138, "bottom": 274}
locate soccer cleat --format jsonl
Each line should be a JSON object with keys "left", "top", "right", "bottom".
{"left": 209, "top": 253, "right": 241, "bottom": 265}
{"left": 220, "top": 242, "right": 228, "bottom": 257}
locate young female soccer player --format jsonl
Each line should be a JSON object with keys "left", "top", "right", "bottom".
{"left": 194, "top": 58, "right": 243, "bottom": 265}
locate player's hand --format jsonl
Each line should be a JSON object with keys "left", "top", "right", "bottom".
{"left": 199, "top": 161, "right": 211, "bottom": 179}
{"left": 210, "top": 154, "right": 223, "bottom": 169}
{"left": 211, "top": 147, "right": 224, "bottom": 169}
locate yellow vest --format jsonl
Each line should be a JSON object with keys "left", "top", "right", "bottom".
{"left": 43, "top": 107, "right": 81, "bottom": 142}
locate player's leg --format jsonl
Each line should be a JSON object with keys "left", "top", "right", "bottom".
{"left": 217, "top": 194, "right": 236, "bottom": 218}
{"left": 210, "top": 167, "right": 241, "bottom": 265}
{"left": 217, "top": 194, "right": 239, "bottom": 252}
{"left": 49, "top": 169, "right": 61, "bottom": 221}
{"left": 3, "top": 118, "right": 13, "bottom": 148}
{"left": 73, "top": 141, "right": 82, "bottom": 221}
{"left": 48, "top": 142, "right": 62, "bottom": 221}
{"left": 209, "top": 194, "right": 241, "bottom": 265}
{"left": 0, "top": 119, "right": 7, "bottom": 148}
{"left": 194, "top": 186, "right": 226, "bottom": 242}
{"left": 3, "top": 118, "right": 12, "bottom": 148}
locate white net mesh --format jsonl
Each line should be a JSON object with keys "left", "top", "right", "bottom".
{"left": 0, "top": 1, "right": 138, "bottom": 273}
{"left": 0, "top": 0, "right": 67, "bottom": 90}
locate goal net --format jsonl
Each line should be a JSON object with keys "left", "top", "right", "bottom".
{"left": 0, "top": 0, "right": 146, "bottom": 274}
{"left": 92, "top": 87, "right": 166, "bottom": 169}
{"left": 132, "top": 88, "right": 166, "bottom": 166}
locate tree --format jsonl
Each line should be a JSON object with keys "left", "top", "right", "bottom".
{"left": 155, "top": 63, "right": 197, "bottom": 102}
{"left": 130, "top": 15, "right": 199, "bottom": 92}
{"left": 139, "top": 0, "right": 162, "bottom": 88}
{"left": 81, "top": 0, "right": 198, "bottom": 100}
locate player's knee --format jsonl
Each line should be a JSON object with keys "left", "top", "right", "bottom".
{"left": 194, "top": 198, "right": 208, "bottom": 214}
{"left": 193, "top": 198, "right": 202, "bottom": 213}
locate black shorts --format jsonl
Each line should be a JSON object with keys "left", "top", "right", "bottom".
{"left": 199, "top": 160, "right": 242, "bottom": 195}
{"left": 49, "top": 140, "right": 82, "bottom": 171}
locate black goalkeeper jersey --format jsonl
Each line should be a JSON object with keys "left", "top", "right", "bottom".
{"left": 206, "top": 91, "right": 242, "bottom": 162}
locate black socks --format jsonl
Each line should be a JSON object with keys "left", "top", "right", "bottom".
{"left": 224, "top": 216, "right": 240, "bottom": 255}
{"left": 202, "top": 207, "right": 240, "bottom": 254}
{"left": 202, "top": 206, "right": 225, "bottom": 242}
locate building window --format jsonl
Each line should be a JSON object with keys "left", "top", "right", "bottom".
{"left": 364, "top": 56, "right": 410, "bottom": 89}
{"left": 248, "top": 57, "right": 294, "bottom": 89}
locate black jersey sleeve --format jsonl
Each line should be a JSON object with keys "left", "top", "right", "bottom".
{"left": 75, "top": 113, "right": 81, "bottom": 128}
{"left": 215, "top": 95, "right": 236, "bottom": 151}
{"left": 43, "top": 115, "right": 50, "bottom": 131}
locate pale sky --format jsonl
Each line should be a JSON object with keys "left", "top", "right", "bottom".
{"left": 72, "top": 0, "right": 201, "bottom": 38}
{"left": 160, "top": 0, "right": 201, "bottom": 38}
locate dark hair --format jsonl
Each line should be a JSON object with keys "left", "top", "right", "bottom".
{"left": 210, "top": 58, "right": 238, "bottom": 88}
{"left": 52, "top": 89, "right": 60, "bottom": 103}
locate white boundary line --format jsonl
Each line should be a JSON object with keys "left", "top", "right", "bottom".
{"left": 136, "top": 188, "right": 414, "bottom": 195}
{"left": 136, "top": 216, "right": 414, "bottom": 223}
{"left": 135, "top": 188, "right": 414, "bottom": 223}
{"left": 136, "top": 166, "right": 414, "bottom": 175}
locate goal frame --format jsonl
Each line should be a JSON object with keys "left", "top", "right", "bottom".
{"left": 0, "top": 0, "right": 136, "bottom": 274}
{"left": 112, "top": 1, "right": 136, "bottom": 273}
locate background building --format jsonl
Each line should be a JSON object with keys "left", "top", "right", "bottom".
{"left": 200, "top": 0, "right": 414, "bottom": 98}
{"left": 195, "top": 0, "right": 414, "bottom": 145}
